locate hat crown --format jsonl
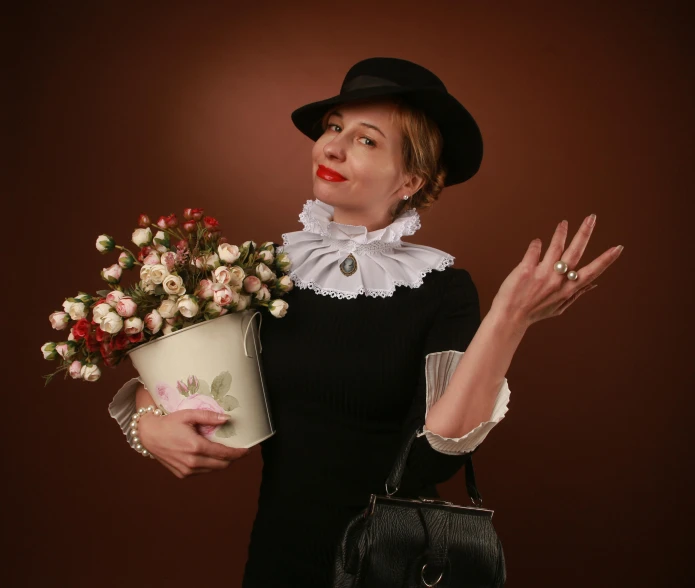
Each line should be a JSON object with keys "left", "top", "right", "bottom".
{"left": 340, "top": 57, "right": 447, "bottom": 95}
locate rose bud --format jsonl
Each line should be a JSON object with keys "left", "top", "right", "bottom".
{"left": 182, "top": 220, "right": 197, "bottom": 233}
{"left": 243, "top": 275, "right": 262, "bottom": 293}
{"left": 183, "top": 208, "right": 196, "bottom": 220}
{"left": 165, "top": 213, "right": 178, "bottom": 228}
{"left": 49, "top": 311, "right": 70, "bottom": 330}
{"left": 92, "top": 302, "right": 112, "bottom": 323}
{"left": 276, "top": 275, "right": 294, "bottom": 292}
{"left": 112, "top": 330, "right": 130, "bottom": 350}
{"left": 71, "top": 318, "right": 91, "bottom": 340}
{"left": 80, "top": 364, "right": 101, "bottom": 382}
{"left": 143, "top": 250, "right": 160, "bottom": 265}
{"left": 203, "top": 253, "right": 220, "bottom": 270}
{"left": 95, "top": 234, "right": 115, "bottom": 253}
{"left": 153, "top": 230, "right": 170, "bottom": 253}
{"left": 191, "top": 208, "right": 204, "bottom": 220}
{"left": 105, "top": 290, "right": 125, "bottom": 308}
{"left": 41, "top": 342, "right": 58, "bottom": 360}
{"left": 203, "top": 300, "right": 223, "bottom": 319}
{"left": 177, "top": 295, "right": 200, "bottom": 318}
{"left": 258, "top": 249, "right": 274, "bottom": 264}
{"left": 138, "top": 214, "right": 150, "bottom": 227}
{"left": 127, "top": 331, "right": 145, "bottom": 344}
{"left": 268, "top": 299, "right": 289, "bottom": 318}
{"left": 255, "top": 262, "right": 275, "bottom": 282}
{"left": 124, "top": 316, "right": 144, "bottom": 335}
{"left": 101, "top": 312, "right": 124, "bottom": 334}
{"left": 69, "top": 360, "right": 83, "bottom": 379}
{"left": 118, "top": 251, "right": 135, "bottom": 269}
{"left": 275, "top": 252, "right": 292, "bottom": 272}
{"left": 144, "top": 309, "right": 163, "bottom": 334}
{"left": 156, "top": 216, "right": 168, "bottom": 230}
{"left": 196, "top": 279, "right": 214, "bottom": 300}
{"left": 132, "top": 227, "right": 153, "bottom": 247}
{"left": 67, "top": 301, "right": 87, "bottom": 320}
{"left": 203, "top": 216, "right": 220, "bottom": 230}
{"left": 235, "top": 294, "right": 251, "bottom": 312}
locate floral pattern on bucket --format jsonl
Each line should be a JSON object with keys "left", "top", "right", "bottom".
{"left": 154, "top": 371, "right": 240, "bottom": 439}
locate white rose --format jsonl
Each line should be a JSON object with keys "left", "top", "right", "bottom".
{"left": 196, "top": 279, "right": 214, "bottom": 300}
{"left": 228, "top": 266, "right": 246, "bottom": 289}
{"left": 258, "top": 249, "right": 274, "bottom": 264}
{"left": 236, "top": 294, "right": 251, "bottom": 311}
{"left": 218, "top": 243, "right": 240, "bottom": 264}
{"left": 101, "top": 312, "right": 124, "bottom": 334}
{"left": 92, "top": 303, "right": 112, "bottom": 323}
{"left": 67, "top": 331, "right": 75, "bottom": 342}
{"left": 132, "top": 227, "right": 153, "bottom": 247}
{"left": 49, "top": 311, "right": 69, "bottom": 330}
{"left": 80, "top": 364, "right": 101, "bottom": 382}
{"left": 67, "top": 301, "right": 87, "bottom": 320}
{"left": 255, "top": 284, "right": 271, "bottom": 301}
{"left": 277, "top": 275, "right": 294, "bottom": 292}
{"left": 144, "top": 309, "right": 163, "bottom": 334}
{"left": 204, "top": 252, "right": 221, "bottom": 270}
{"left": 255, "top": 263, "right": 274, "bottom": 282}
{"left": 101, "top": 264, "right": 122, "bottom": 284}
{"left": 163, "top": 274, "right": 184, "bottom": 295}
{"left": 212, "top": 284, "right": 235, "bottom": 307}
{"left": 140, "top": 264, "right": 153, "bottom": 282}
{"left": 177, "top": 295, "right": 199, "bottom": 318}
{"left": 268, "top": 299, "right": 289, "bottom": 318}
{"left": 149, "top": 264, "right": 169, "bottom": 284}
{"left": 106, "top": 290, "right": 125, "bottom": 307}
{"left": 95, "top": 234, "right": 115, "bottom": 253}
{"left": 124, "top": 317, "right": 144, "bottom": 335}
{"left": 153, "top": 230, "right": 169, "bottom": 253}
{"left": 213, "top": 265, "right": 233, "bottom": 285}
{"left": 62, "top": 299, "right": 74, "bottom": 314}
{"left": 158, "top": 298, "right": 178, "bottom": 319}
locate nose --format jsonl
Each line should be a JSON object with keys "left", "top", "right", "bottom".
{"left": 323, "top": 134, "right": 346, "bottom": 161}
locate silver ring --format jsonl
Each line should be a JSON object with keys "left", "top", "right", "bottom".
{"left": 553, "top": 260, "right": 578, "bottom": 281}
{"left": 421, "top": 563, "right": 444, "bottom": 587}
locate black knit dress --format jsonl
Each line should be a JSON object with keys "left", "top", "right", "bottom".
{"left": 241, "top": 264, "right": 482, "bottom": 587}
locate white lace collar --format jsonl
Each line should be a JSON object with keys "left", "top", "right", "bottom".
{"left": 278, "top": 199, "right": 455, "bottom": 299}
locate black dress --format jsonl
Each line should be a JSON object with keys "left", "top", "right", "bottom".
{"left": 241, "top": 264, "right": 482, "bottom": 587}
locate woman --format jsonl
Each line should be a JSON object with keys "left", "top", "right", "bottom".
{"left": 109, "top": 57, "right": 623, "bottom": 586}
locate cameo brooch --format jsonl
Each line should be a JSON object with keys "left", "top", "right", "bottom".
{"left": 339, "top": 253, "right": 357, "bottom": 276}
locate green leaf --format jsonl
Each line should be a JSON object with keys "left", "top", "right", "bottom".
{"left": 197, "top": 379, "right": 211, "bottom": 397}
{"left": 218, "top": 394, "right": 240, "bottom": 412}
{"left": 96, "top": 290, "right": 111, "bottom": 297}
{"left": 213, "top": 420, "right": 236, "bottom": 438}
{"left": 210, "top": 371, "right": 232, "bottom": 400}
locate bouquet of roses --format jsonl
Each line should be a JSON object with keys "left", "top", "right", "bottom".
{"left": 41, "top": 208, "right": 292, "bottom": 385}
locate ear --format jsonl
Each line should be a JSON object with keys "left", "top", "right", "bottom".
{"left": 402, "top": 173, "right": 426, "bottom": 197}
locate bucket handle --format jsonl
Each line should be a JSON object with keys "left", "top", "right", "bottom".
{"left": 242, "top": 311, "right": 263, "bottom": 358}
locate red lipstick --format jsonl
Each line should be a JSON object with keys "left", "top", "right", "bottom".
{"left": 317, "top": 164, "right": 347, "bottom": 182}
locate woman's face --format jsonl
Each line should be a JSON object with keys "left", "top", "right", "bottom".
{"left": 311, "top": 100, "right": 420, "bottom": 221}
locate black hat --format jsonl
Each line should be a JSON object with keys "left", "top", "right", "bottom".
{"left": 290, "top": 57, "right": 483, "bottom": 186}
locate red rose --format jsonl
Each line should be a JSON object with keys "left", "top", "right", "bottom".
{"left": 203, "top": 216, "right": 219, "bottom": 230}
{"left": 100, "top": 341, "right": 113, "bottom": 358}
{"left": 190, "top": 208, "right": 204, "bottom": 220}
{"left": 102, "top": 354, "right": 119, "bottom": 368}
{"left": 112, "top": 331, "right": 130, "bottom": 351}
{"left": 127, "top": 331, "right": 145, "bottom": 344}
{"left": 138, "top": 214, "right": 150, "bottom": 228}
{"left": 85, "top": 334, "right": 100, "bottom": 353}
{"left": 175, "top": 239, "right": 188, "bottom": 250}
{"left": 156, "top": 216, "right": 168, "bottom": 230}
{"left": 95, "top": 325, "right": 108, "bottom": 342}
{"left": 165, "top": 213, "right": 178, "bottom": 228}
{"left": 182, "top": 220, "right": 197, "bottom": 233}
{"left": 138, "top": 246, "right": 153, "bottom": 262}
{"left": 71, "top": 318, "right": 91, "bottom": 340}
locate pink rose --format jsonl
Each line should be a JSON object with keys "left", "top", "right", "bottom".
{"left": 196, "top": 279, "right": 214, "bottom": 300}
{"left": 155, "top": 382, "right": 184, "bottom": 413}
{"left": 175, "top": 394, "right": 226, "bottom": 436}
{"left": 68, "top": 360, "right": 82, "bottom": 379}
{"left": 116, "top": 296, "right": 138, "bottom": 317}
{"left": 143, "top": 250, "right": 161, "bottom": 265}
{"left": 212, "top": 283, "right": 234, "bottom": 306}
{"left": 243, "top": 275, "right": 261, "bottom": 293}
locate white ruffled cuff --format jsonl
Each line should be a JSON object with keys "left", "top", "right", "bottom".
{"left": 416, "top": 350, "right": 511, "bottom": 455}
{"left": 108, "top": 377, "right": 143, "bottom": 449}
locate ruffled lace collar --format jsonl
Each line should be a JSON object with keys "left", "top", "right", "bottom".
{"left": 278, "top": 199, "right": 455, "bottom": 299}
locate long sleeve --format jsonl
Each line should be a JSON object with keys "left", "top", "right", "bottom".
{"left": 108, "top": 377, "right": 143, "bottom": 449}
{"left": 398, "top": 267, "right": 511, "bottom": 493}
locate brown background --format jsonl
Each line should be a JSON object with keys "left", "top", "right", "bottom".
{"left": 8, "top": 0, "right": 693, "bottom": 586}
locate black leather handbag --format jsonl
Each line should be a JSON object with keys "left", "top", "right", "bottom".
{"left": 332, "top": 427, "right": 506, "bottom": 587}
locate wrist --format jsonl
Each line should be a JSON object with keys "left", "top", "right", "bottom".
{"left": 486, "top": 300, "right": 530, "bottom": 339}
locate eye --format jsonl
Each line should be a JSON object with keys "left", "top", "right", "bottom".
{"left": 327, "top": 123, "right": 341, "bottom": 132}
{"left": 359, "top": 136, "right": 376, "bottom": 147}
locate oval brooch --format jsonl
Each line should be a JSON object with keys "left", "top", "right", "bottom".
{"left": 339, "top": 253, "right": 358, "bottom": 276}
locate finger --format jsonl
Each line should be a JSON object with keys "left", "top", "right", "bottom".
{"left": 559, "top": 214, "right": 597, "bottom": 270}
{"left": 178, "top": 409, "right": 230, "bottom": 426}
{"left": 521, "top": 238, "right": 543, "bottom": 268}
{"left": 563, "top": 245, "right": 622, "bottom": 288}
{"left": 195, "top": 438, "right": 252, "bottom": 461}
{"left": 541, "top": 220, "right": 568, "bottom": 268}
{"left": 189, "top": 455, "right": 232, "bottom": 470}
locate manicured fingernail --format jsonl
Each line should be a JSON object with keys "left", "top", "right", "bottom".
{"left": 614, "top": 245, "right": 624, "bottom": 254}
{"left": 217, "top": 414, "right": 230, "bottom": 421}
{"left": 588, "top": 214, "right": 596, "bottom": 227}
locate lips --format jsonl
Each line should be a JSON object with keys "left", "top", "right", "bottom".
{"left": 316, "top": 164, "right": 347, "bottom": 182}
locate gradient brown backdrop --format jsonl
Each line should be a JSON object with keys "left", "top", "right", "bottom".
{"left": 8, "top": 0, "right": 693, "bottom": 586}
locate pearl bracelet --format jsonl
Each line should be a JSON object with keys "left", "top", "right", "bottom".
{"left": 129, "top": 404, "right": 163, "bottom": 459}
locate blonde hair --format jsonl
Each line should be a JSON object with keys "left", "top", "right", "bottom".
{"left": 320, "top": 96, "right": 446, "bottom": 221}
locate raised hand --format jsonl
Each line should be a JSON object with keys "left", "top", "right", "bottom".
{"left": 491, "top": 214, "right": 624, "bottom": 329}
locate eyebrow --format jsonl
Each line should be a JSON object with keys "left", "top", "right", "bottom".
{"left": 329, "top": 110, "right": 386, "bottom": 139}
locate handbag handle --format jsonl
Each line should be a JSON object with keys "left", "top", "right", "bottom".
{"left": 384, "top": 426, "right": 483, "bottom": 506}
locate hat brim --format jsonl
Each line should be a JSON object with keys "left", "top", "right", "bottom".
{"left": 290, "top": 86, "right": 483, "bottom": 186}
